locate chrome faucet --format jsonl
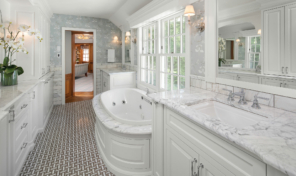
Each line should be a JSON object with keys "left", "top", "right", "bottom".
{"left": 233, "top": 88, "right": 247, "bottom": 105}
{"left": 251, "top": 95, "right": 269, "bottom": 109}
{"left": 222, "top": 88, "right": 234, "bottom": 101}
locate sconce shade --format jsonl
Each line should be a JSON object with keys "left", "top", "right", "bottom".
{"left": 184, "top": 5, "right": 195, "bottom": 16}
{"left": 126, "top": 31, "right": 131, "bottom": 36}
{"left": 258, "top": 29, "right": 262, "bottom": 35}
{"left": 236, "top": 39, "right": 240, "bottom": 43}
{"left": 114, "top": 36, "right": 118, "bottom": 40}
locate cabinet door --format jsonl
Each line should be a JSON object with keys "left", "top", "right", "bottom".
{"left": 200, "top": 156, "right": 234, "bottom": 176}
{"left": 0, "top": 114, "right": 8, "bottom": 176}
{"left": 165, "top": 131, "right": 201, "bottom": 176}
{"left": 263, "top": 7, "right": 285, "bottom": 75}
{"left": 283, "top": 80, "right": 296, "bottom": 89}
{"left": 261, "top": 78, "right": 282, "bottom": 87}
{"left": 285, "top": 3, "right": 296, "bottom": 76}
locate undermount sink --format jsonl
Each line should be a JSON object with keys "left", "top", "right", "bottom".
{"left": 190, "top": 101, "right": 266, "bottom": 129}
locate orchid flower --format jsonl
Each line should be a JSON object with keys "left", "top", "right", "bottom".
{"left": 18, "top": 24, "right": 30, "bottom": 32}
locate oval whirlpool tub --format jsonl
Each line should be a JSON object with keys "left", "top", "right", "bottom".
{"left": 92, "top": 88, "right": 153, "bottom": 176}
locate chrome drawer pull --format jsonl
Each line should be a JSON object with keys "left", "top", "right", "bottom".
{"left": 21, "top": 143, "right": 27, "bottom": 150}
{"left": 21, "top": 104, "right": 28, "bottom": 109}
{"left": 197, "top": 163, "right": 204, "bottom": 176}
{"left": 191, "top": 158, "right": 197, "bottom": 176}
{"left": 286, "top": 67, "right": 288, "bottom": 74}
{"left": 9, "top": 110, "right": 15, "bottom": 123}
{"left": 21, "top": 123, "right": 28, "bottom": 129}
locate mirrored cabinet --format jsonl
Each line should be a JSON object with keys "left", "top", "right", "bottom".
{"left": 217, "top": 1, "right": 296, "bottom": 90}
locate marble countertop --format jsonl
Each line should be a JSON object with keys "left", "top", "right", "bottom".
{"left": 101, "top": 68, "right": 135, "bottom": 74}
{"left": 148, "top": 87, "right": 296, "bottom": 176}
{"left": 0, "top": 72, "right": 54, "bottom": 111}
{"left": 92, "top": 94, "right": 152, "bottom": 135}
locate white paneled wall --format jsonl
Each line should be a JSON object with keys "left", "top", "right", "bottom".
{"left": 9, "top": 2, "right": 51, "bottom": 81}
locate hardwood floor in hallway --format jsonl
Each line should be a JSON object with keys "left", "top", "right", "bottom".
{"left": 66, "top": 92, "right": 94, "bottom": 103}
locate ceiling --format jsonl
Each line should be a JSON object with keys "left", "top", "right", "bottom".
{"left": 45, "top": 0, "right": 151, "bottom": 29}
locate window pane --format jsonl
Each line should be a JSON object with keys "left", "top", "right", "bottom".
{"left": 161, "top": 56, "right": 166, "bottom": 72}
{"left": 170, "top": 20, "right": 174, "bottom": 35}
{"left": 180, "top": 57, "right": 185, "bottom": 76}
{"left": 152, "top": 40, "right": 155, "bottom": 54}
{"left": 160, "top": 73, "right": 165, "bottom": 89}
{"left": 143, "top": 28, "right": 147, "bottom": 40}
{"left": 251, "top": 44, "right": 255, "bottom": 52}
{"left": 141, "top": 56, "right": 147, "bottom": 68}
{"left": 173, "top": 75, "right": 178, "bottom": 90}
{"left": 164, "top": 38, "right": 168, "bottom": 54}
{"left": 148, "top": 71, "right": 153, "bottom": 84}
{"left": 255, "top": 62, "right": 259, "bottom": 68}
{"left": 143, "top": 41, "right": 147, "bottom": 54}
{"left": 250, "top": 62, "right": 254, "bottom": 69}
{"left": 153, "top": 56, "right": 156, "bottom": 70}
{"left": 256, "top": 44, "right": 260, "bottom": 52}
{"left": 167, "top": 57, "right": 171, "bottom": 73}
{"left": 182, "top": 35, "right": 186, "bottom": 53}
{"left": 257, "top": 37, "right": 261, "bottom": 44}
{"left": 180, "top": 77, "right": 185, "bottom": 89}
{"left": 170, "top": 37, "right": 174, "bottom": 53}
{"left": 175, "top": 36, "right": 181, "bottom": 53}
{"left": 255, "top": 54, "right": 260, "bottom": 61}
{"left": 148, "top": 41, "right": 151, "bottom": 54}
{"left": 141, "top": 69, "right": 146, "bottom": 82}
{"left": 153, "top": 72, "right": 156, "bottom": 86}
{"left": 164, "top": 21, "right": 168, "bottom": 37}
{"left": 167, "top": 74, "right": 171, "bottom": 91}
{"left": 250, "top": 54, "right": 255, "bottom": 61}
{"left": 182, "top": 16, "right": 185, "bottom": 34}
{"left": 176, "top": 17, "right": 181, "bottom": 35}
{"left": 148, "top": 27, "right": 151, "bottom": 40}
{"left": 173, "top": 57, "right": 178, "bottom": 74}
{"left": 152, "top": 26, "right": 155, "bottom": 40}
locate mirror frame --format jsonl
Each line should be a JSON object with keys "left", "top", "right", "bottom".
{"left": 205, "top": 0, "right": 296, "bottom": 98}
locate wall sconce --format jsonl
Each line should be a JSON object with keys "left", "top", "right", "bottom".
{"left": 132, "top": 37, "right": 137, "bottom": 44}
{"left": 113, "top": 36, "right": 122, "bottom": 45}
{"left": 184, "top": 5, "right": 195, "bottom": 24}
{"left": 258, "top": 29, "right": 262, "bottom": 35}
{"left": 125, "top": 31, "right": 131, "bottom": 37}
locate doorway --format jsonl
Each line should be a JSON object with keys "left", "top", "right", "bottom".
{"left": 65, "top": 31, "right": 94, "bottom": 103}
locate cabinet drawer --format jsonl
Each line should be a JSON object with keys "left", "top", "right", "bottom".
{"left": 14, "top": 126, "right": 28, "bottom": 164}
{"left": 13, "top": 94, "right": 30, "bottom": 118}
{"left": 165, "top": 108, "right": 266, "bottom": 176}
{"left": 14, "top": 109, "right": 29, "bottom": 141}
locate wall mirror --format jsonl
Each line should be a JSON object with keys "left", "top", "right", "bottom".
{"left": 125, "top": 30, "right": 131, "bottom": 63}
{"left": 217, "top": 0, "right": 296, "bottom": 90}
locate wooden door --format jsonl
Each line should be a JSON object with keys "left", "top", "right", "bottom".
{"left": 165, "top": 130, "right": 201, "bottom": 176}
{"left": 285, "top": 3, "right": 296, "bottom": 76}
{"left": 65, "top": 74, "right": 73, "bottom": 99}
{"left": 263, "top": 7, "right": 285, "bottom": 75}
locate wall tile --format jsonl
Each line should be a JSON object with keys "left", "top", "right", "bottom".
{"left": 275, "top": 95, "right": 296, "bottom": 113}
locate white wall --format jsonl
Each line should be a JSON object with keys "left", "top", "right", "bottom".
{"left": 65, "top": 31, "right": 72, "bottom": 74}
{"left": 0, "top": 0, "right": 11, "bottom": 63}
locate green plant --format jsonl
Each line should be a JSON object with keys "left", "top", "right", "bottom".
{"left": 0, "top": 21, "right": 43, "bottom": 77}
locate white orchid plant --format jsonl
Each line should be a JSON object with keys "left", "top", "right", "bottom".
{"left": 0, "top": 21, "right": 43, "bottom": 77}
{"left": 218, "top": 37, "right": 226, "bottom": 65}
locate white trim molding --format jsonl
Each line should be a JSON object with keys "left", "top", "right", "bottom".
{"left": 62, "top": 27, "right": 97, "bottom": 105}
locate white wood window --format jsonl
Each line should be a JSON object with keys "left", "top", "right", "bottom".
{"left": 160, "top": 14, "right": 186, "bottom": 90}
{"left": 248, "top": 36, "right": 261, "bottom": 69}
{"left": 83, "top": 49, "right": 89, "bottom": 62}
{"left": 140, "top": 24, "right": 157, "bottom": 87}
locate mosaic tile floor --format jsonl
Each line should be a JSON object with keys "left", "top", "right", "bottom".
{"left": 20, "top": 100, "right": 115, "bottom": 176}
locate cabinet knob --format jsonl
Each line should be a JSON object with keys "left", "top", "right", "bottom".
{"left": 21, "top": 104, "right": 28, "bottom": 109}
{"left": 21, "top": 123, "right": 28, "bottom": 129}
{"left": 21, "top": 143, "right": 27, "bottom": 150}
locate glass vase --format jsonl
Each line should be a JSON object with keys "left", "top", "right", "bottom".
{"left": 0, "top": 70, "right": 18, "bottom": 86}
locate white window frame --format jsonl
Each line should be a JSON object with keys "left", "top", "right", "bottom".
{"left": 247, "top": 35, "right": 261, "bottom": 69}
{"left": 137, "top": 11, "right": 190, "bottom": 92}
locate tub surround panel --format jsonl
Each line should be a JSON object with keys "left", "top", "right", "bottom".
{"left": 148, "top": 88, "right": 296, "bottom": 176}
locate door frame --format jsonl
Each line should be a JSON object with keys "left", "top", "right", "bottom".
{"left": 62, "top": 27, "right": 97, "bottom": 105}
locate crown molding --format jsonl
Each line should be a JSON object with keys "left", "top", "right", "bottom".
{"left": 28, "top": 0, "right": 53, "bottom": 20}
{"left": 126, "top": 0, "right": 195, "bottom": 28}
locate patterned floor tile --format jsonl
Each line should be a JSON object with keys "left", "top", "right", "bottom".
{"left": 20, "top": 100, "right": 115, "bottom": 176}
